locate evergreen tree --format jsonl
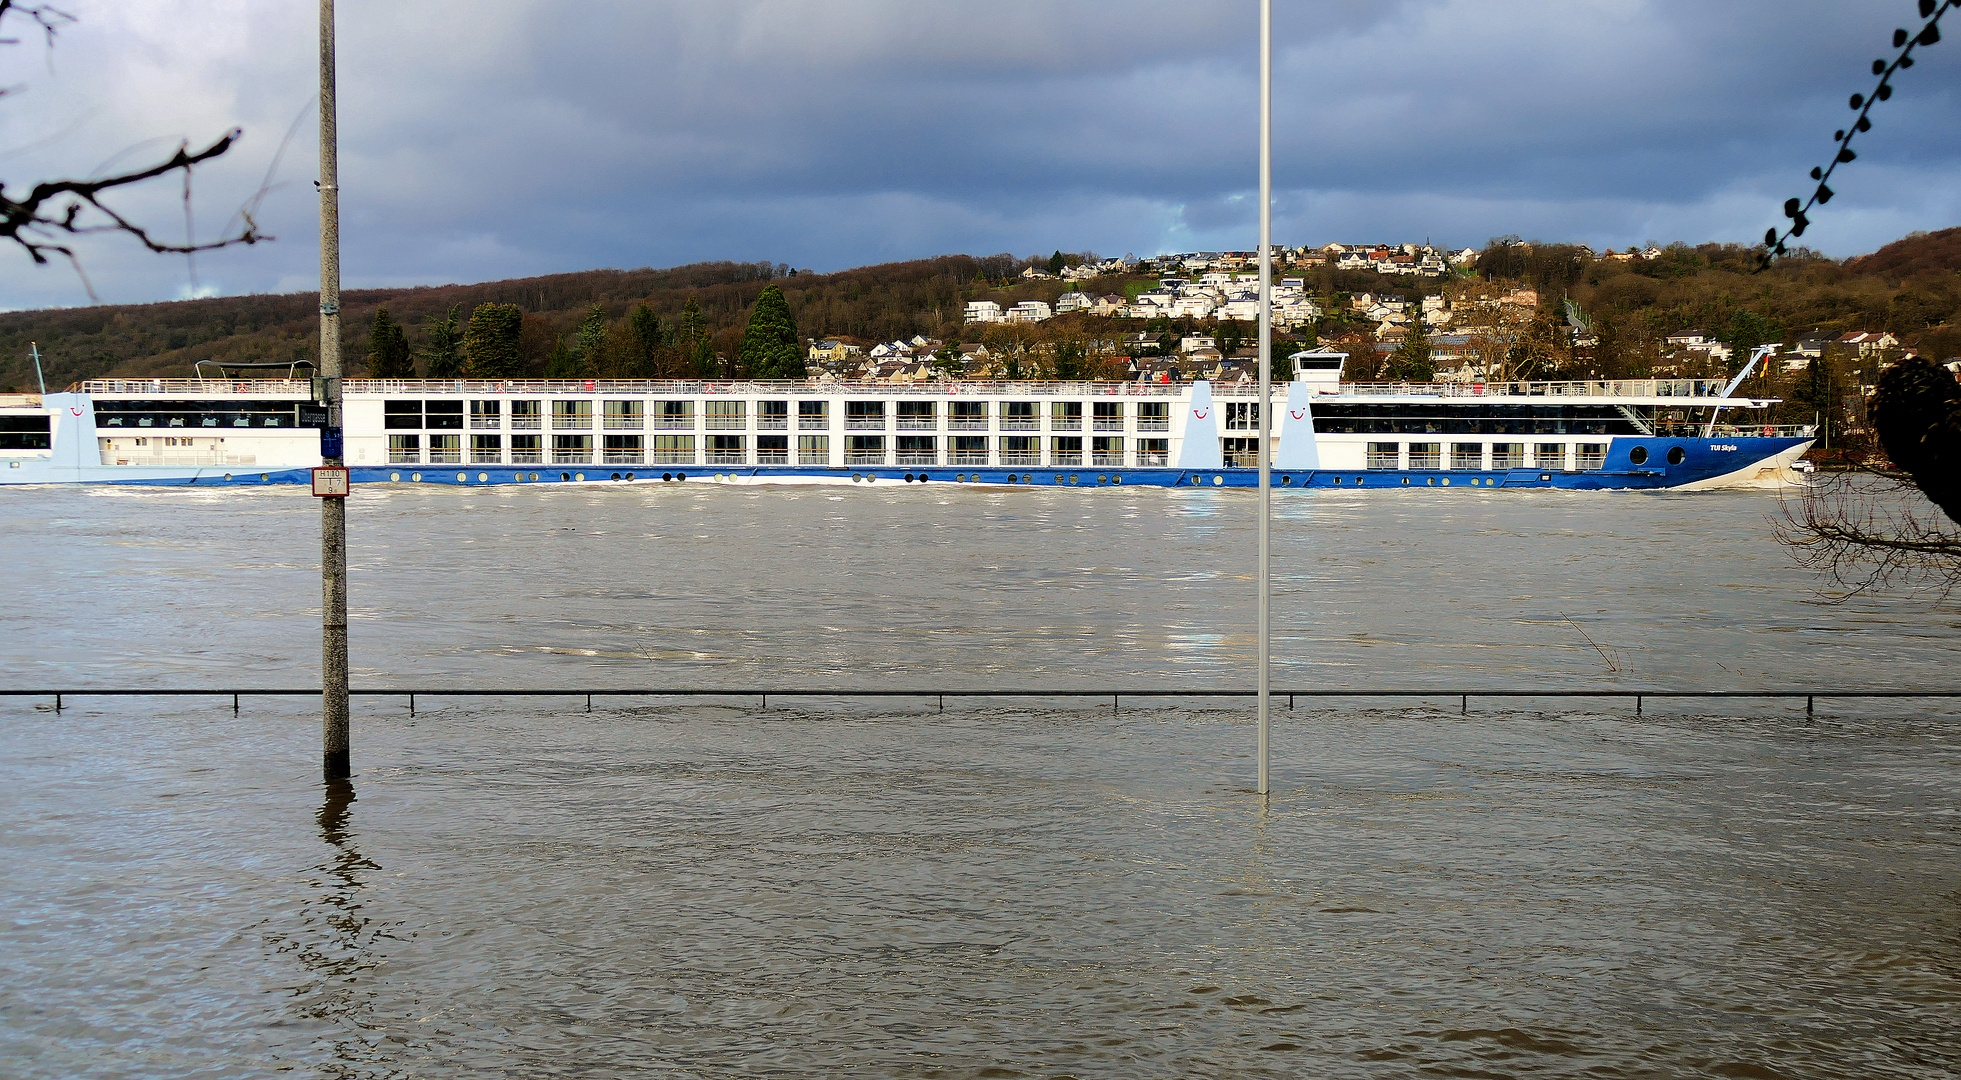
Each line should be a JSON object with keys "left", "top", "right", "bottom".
{"left": 543, "top": 336, "right": 579, "bottom": 378}
{"left": 423, "top": 305, "right": 465, "bottom": 378}
{"left": 461, "top": 302, "right": 523, "bottom": 379}
{"left": 366, "top": 306, "right": 414, "bottom": 378}
{"left": 677, "top": 295, "right": 706, "bottom": 347}
{"left": 937, "top": 339, "right": 964, "bottom": 377}
{"left": 625, "top": 303, "right": 665, "bottom": 378}
{"left": 691, "top": 336, "right": 718, "bottom": 380}
{"left": 1386, "top": 311, "right": 1433, "bottom": 382}
{"left": 575, "top": 303, "right": 608, "bottom": 377}
{"left": 1053, "top": 340, "right": 1084, "bottom": 381}
{"left": 736, "top": 284, "right": 805, "bottom": 379}
{"left": 1047, "top": 249, "right": 1066, "bottom": 275}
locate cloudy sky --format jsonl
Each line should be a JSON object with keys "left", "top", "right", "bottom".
{"left": 3, "top": 0, "right": 1959, "bottom": 309}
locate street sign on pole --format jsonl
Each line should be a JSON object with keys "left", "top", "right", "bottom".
{"left": 310, "top": 466, "right": 350, "bottom": 498}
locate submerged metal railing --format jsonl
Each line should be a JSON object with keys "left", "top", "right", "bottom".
{"left": 7, "top": 688, "right": 1961, "bottom": 717}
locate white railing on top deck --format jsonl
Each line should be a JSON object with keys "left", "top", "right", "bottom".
{"left": 85, "top": 378, "right": 313, "bottom": 396}
{"left": 92, "top": 376, "right": 1743, "bottom": 402}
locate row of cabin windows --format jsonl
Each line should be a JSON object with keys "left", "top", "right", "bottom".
{"left": 382, "top": 399, "right": 1171, "bottom": 428}
{"left": 0, "top": 415, "right": 52, "bottom": 450}
{"left": 1362, "top": 441, "right": 1608, "bottom": 471}
{"left": 397, "top": 434, "right": 1161, "bottom": 450}
{"left": 386, "top": 434, "right": 1167, "bottom": 454}
{"left": 1220, "top": 403, "right": 1638, "bottom": 436}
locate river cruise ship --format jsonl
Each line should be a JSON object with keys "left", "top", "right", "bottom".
{"left": 2, "top": 353, "right": 1812, "bottom": 491}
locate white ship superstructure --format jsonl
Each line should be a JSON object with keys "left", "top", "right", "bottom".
{"left": 2, "top": 353, "right": 1814, "bottom": 490}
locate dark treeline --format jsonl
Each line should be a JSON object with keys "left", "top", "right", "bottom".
{"left": 0, "top": 255, "right": 1048, "bottom": 387}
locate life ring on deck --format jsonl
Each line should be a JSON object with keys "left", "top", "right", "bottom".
{"left": 1761, "top": 426, "right": 1772, "bottom": 437}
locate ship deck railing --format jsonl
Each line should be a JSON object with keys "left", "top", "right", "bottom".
{"left": 83, "top": 376, "right": 1745, "bottom": 401}
{"left": 101, "top": 453, "right": 258, "bottom": 467}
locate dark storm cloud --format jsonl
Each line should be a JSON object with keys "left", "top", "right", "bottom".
{"left": 3, "top": 0, "right": 1958, "bottom": 309}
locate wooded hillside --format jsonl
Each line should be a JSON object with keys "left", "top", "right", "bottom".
{"left": 2, "top": 229, "right": 1957, "bottom": 391}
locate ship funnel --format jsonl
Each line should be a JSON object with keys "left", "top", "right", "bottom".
{"left": 1174, "top": 380, "right": 1224, "bottom": 469}
{"left": 1274, "top": 379, "right": 1319, "bottom": 470}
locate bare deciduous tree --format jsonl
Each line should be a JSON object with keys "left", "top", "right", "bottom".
{"left": 0, "top": 1, "right": 264, "bottom": 294}
{"left": 1778, "top": 356, "right": 1961, "bottom": 598}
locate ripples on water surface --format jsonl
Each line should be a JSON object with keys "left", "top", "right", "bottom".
{"left": 1, "top": 484, "right": 1957, "bottom": 1078}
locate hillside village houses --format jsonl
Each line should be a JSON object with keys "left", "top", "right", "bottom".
{"left": 963, "top": 241, "right": 1480, "bottom": 329}
{"left": 918, "top": 241, "right": 1937, "bottom": 386}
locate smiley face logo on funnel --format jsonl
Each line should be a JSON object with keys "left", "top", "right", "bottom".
{"left": 1192, "top": 406, "right": 1209, "bottom": 419}
{"left": 1289, "top": 407, "right": 1306, "bottom": 420}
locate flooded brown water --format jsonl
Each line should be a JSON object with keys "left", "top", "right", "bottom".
{"left": 1, "top": 483, "right": 1957, "bottom": 1078}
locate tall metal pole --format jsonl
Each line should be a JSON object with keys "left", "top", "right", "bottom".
{"left": 29, "top": 342, "right": 47, "bottom": 396}
{"left": 1256, "top": 0, "right": 1272, "bottom": 796}
{"left": 319, "top": 0, "right": 350, "bottom": 780}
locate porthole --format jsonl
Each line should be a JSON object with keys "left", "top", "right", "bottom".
{"left": 676, "top": 473, "right": 686, "bottom": 481}
{"left": 662, "top": 472, "right": 674, "bottom": 482}
{"left": 1111, "top": 475, "right": 1122, "bottom": 484}
{"left": 918, "top": 474, "right": 929, "bottom": 483}
{"left": 575, "top": 473, "right": 586, "bottom": 482}
{"left": 412, "top": 472, "right": 423, "bottom": 482}
{"left": 388, "top": 472, "right": 399, "bottom": 482}
{"left": 1069, "top": 474, "right": 1079, "bottom": 485}
{"left": 561, "top": 472, "right": 571, "bottom": 482}
{"left": 1332, "top": 476, "right": 1342, "bottom": 485}
{"left": 260, "top": 474, "right": 270, "bottom": 482}
{"left": 1629, "top": 445, "right": 1649, "bottom": 466}
{"left": 513, "top": 474, "right": 524, "bottom": 482}
{"left": 457, "top": 472, "right": 468, "bottom": 482}
{"left": 1426, "top": 477, "right": 1435, "bottom": 486}
{"left": 1097, "top": 475, "right": 1107, "bottom": 484}
{"left": 1402, "top": 477, "right": 1410, "bottom": 485}
{"left": 1005, "top": 474, "right": 1016, "bottom": 484}
{"left": 529, "top": 473, "right": 539, "bottom": 482}
{"left": 625, "top": 473, "right": 635, "bottom": 481}
{"left": 478, "top": 472, "right": 490, "bottom": 483}
{"left": 1441, "top": 477, "right": 1451, "bottom": 486}
{"left": 223, "top": 473, "right": 234, "bottom": 481}
{"left": 1667, "top": 446, "right": 1686, "bottom": 466}
{"left": 1054, "top": 474, "right": 1064, "bottom": 484}
{"left": 1280, "top": 475, "right": 1291, "bottom": 485}
{"left": 1355, "top": 477, "right": 1364, "bottom": 485}
{"left": 611, "top": 473, "right": 623, "bottom": 481}
{"left": 956, "top": 473, "right": 966, "bottom": 482}
{"left": 1022, "top": 474, "right": 1032, "bottom": 483}
{"left": 1213, "top": 475, "right": 1223, "bottom": 486}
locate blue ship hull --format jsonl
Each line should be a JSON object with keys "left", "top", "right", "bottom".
{"left": 30, "top": 436, "right": 1811, "bottom": 492}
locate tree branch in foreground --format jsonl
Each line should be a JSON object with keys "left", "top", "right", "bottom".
{"left": 1776, "top": 468, "right": 1961, "bottom": 601}
{"left": 0, "top": 0, "right": 267, "bottom": 295}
